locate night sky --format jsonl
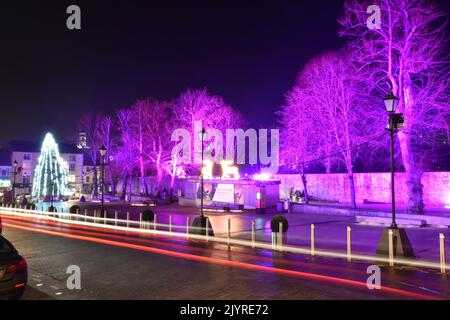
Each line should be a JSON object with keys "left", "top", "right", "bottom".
{"left": 0, "top": 0, "right": 447, "bottom": 146}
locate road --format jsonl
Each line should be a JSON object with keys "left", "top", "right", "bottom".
{"left": 1, "top": 214, "right": 449, "bottom": 300}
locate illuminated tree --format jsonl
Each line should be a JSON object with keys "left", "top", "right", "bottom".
{"left": 32, "top": 133, "right": 70, "bottom": 200}
{"left": 339, "top": 0, "right": 450, "bottom": 214}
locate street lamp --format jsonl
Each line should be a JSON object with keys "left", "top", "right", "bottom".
{"left": 199, "top": 129, "right": 206, "bottom": 218}
{"left": 99, "top": 145, "right": 107, "bottom": 218}
{"left": 376, "top": 92, "right": 414, "bottom": 260}
{"left": 385, "top": 91, "right": 399, "bottom": 228}
{"left": 12, "top": 160, "right": 18, "bottom": 206}
{"left": 191, "top": 128, "right": 214, "bottom": 236}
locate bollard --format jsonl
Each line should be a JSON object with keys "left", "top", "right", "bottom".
{"left": 169, "top": 215, "right": 172, "bottom": 237}
{"left": 347, "top": 226, "right": 352, "bottom": 262}
{"left": 278, "top": 222, "right": 283, "bottom": 252}
{"left": 388, "top": 229, "right": 394, "bottom": 267}
{"left": 115, "top": 211, "right": 118, "bottom": 227}
{"left": 139, "top": 213, "right": 143, "bottom": 229}
{"left": 94, "top": 210, "right": 97, "bottom": 224}
{"left": 186, "top": 216, "right": 190, "bottom": 240}
{"left": 311, "top": 224, "right": 315, "bottom": 257}
{"left": 227, "top": 219, "right": 231, "bottom": 247}
{"left": 206, "top": 218, "right": 209, "bottom": 242}
{"left": 154, "top": 214, "right": 157, "bottom": 232}
{"left": 127, "top": 212, "right": 130, "bottom": 228}
{"left": 76, "top": 210, "right": 80, "bottom": 222}
{"left": 440, "top": 233, "right": 446, "bottom": 274}
{"left": 252, "top": 221, "right": 256, "bottom": 248}
{"left": 84, "top": 209, "right": 87, "bottom": 222}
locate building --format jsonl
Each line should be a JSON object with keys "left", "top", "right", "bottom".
{"left": 2, "top": 140, "right": 85, "bottom": 198}
{"left": 0, "top": 150, "right": 12, "bottom": 189}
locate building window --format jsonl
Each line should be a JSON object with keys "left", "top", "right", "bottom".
{"left": 68, "top": 155, "right": 76, "bottom": 162}
{"left": 69, "top": 175, "right": 76, "bottom": 183}
{"left": 1, "top": 170, "right": 6, "bottom": 177}
{"left": 23, "top": 176, "right": 30, "bottom": 185}
{"left": 69, "top": 163, "right": 76, "bottom": 172}
{"left": 85, "top": 176, "right": 90, "bottom": 183}
{"left": 23, "top": 153, "right": 31, "bottom": 161}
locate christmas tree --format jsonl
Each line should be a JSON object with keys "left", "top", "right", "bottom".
{"left": 32, "top": 133, "right": 70, "bottom": 201}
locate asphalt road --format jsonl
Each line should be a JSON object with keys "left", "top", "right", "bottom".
{"left": 1, "top": 216, "right": 449, "bottom": 300}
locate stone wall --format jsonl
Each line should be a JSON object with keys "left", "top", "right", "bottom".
{"left": 275, "top": 172, "right": 450, "bottom": 208}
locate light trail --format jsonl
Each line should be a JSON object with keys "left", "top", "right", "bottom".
{"left": 3, "top": 216, "right": 372, "bottom": 278}
{"left": 1, "top": 208, "right": 448, "bottom": 273}
{"left": 3, "top": 221, "right": 442, "bottom": 300}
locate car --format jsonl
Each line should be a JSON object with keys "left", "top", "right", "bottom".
{"left": 0, "top": 236, "right": 27, "bottom": 300}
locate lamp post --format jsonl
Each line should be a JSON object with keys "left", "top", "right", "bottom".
{"left": 376, "top": 92, "right": 414, "bottom": 260}
{"left": 191, "top": 128, "right": 214, "bottom": 236}
{"left": 99, "top": 145, "right": 107, "bottom": 218}
{"left": 12, "top": 160, "right": 18, "bottom": 206}
{"left": 384, "top": 91, "right": 400, "bottom": 229}
{"left": 200, "top": 128, "right": 205, "bottom": 218}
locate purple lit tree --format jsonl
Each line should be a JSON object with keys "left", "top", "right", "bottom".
{"left": 280, "top": 51, "right": 371, "bottom": 208}
{"left": 339, "top": 0, "right": 450, "bottom": 214}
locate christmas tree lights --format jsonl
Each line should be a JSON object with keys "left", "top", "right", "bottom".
{"left": 32, "top": 133, "right": 70, "bottom": 201}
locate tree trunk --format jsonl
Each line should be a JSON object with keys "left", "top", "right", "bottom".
{"left": 348, "top": 173, "right": 356, "bottom": 208}
{"left": 120, "top": 174, "right": 128, "bottom": 201}
{"left": 397, "top": 81, "right": 425, "bottom": 215}
{"left": 301, "top": 173, "right": 309, "bottom": 204}
{"left": 93, "top": 165, "right": 98, "bottom": 197}
{"left": 398, "top": 133, "right": 424, "bottom": 214}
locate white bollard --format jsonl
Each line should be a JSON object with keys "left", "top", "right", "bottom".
{"left": 115, "top": 211, "right": 118, "bottom": 226}
{"left": 440, "top": 233, "right": 446, "bottom": 274}
{"left": 169, "top": 215, "right": 172, "bottom": 237}
{"left": 84, "top": 209, "right": 87, "bottom": 222}
{"left": 252, "top": 221, "right": 256, "bottom": 248}
{"left": 347, "top": 226, "right": 352, "bottom": 262}
{"left": 388, "top": 229, "right": 394, "bottom": 267}
{"left": 186, "top": 216, "right": 190, "bottom": 240}
{"left": 227, "top": 219, "right": 231, "bottom": 247}
{"left": 154, "top": 214, "right": 157, "bottom": 232}
{"left": 140, "top": 213, "right": 143, "bottom": 229}
{"left": 311, "top": 224, "right": 315, "bottom": 257}
{"left": 127, "top": 212, "right": 130, "bottom": 228}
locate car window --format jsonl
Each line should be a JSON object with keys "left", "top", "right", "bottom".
{"left": 0, "top": 237, "right": 14, "bottom": 254}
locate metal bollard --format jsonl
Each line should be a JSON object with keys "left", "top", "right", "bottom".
{"left": 84, "top": 209, "right": 87, "bottom": 222}
{"left": 388, "top": 229, "right": 394, "bottom": 267}
{"left": 311, "top": 224, "right": 315, "bottom": 257}
{"left": 186, "top": 216, "right": 190, "bottom": 240}
{"left": 440, "top": 233, "right": 446, "bottom": 274}
{"left": 126, "top": 212, "right": 130, "bottom": 228}
{"left": 169, "top": 215, "right": 172, "bottom": 237}
{"left": 140, "top": 213, "right": 143, "bottom": 229}
{"left": 227, "top": 219, "right": 231, "bottom": 247}
{"left": 278, "top": 222, "right": 283, "bottom": 252}
{"left": 252, "top": 221, "right": 256, "bottom": 248}
{"left": 206, "top": 218, "right": 209, "bottom": 242}
{"left": 94, "top": 210, "right": 97, "bottom": 224}
{"left": 154, "top": 214, "right": 157, "bottom": 232}
{"left": 347, "top": 226, "right": 352, "bottom": 262}
{"left": 115, "top": 211, "right": 118, "bottom": 227}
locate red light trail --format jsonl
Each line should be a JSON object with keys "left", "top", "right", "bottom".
{"left": 3, "top": 219, "right": 440, "bottom": 300}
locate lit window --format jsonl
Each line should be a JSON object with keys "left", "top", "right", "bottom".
{"left": 69, "top": 175, "right": 76, "bottom": 183}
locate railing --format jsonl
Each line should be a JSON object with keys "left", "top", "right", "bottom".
{"left": 0, "top": 204, "right": 448, "bottom": 275}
